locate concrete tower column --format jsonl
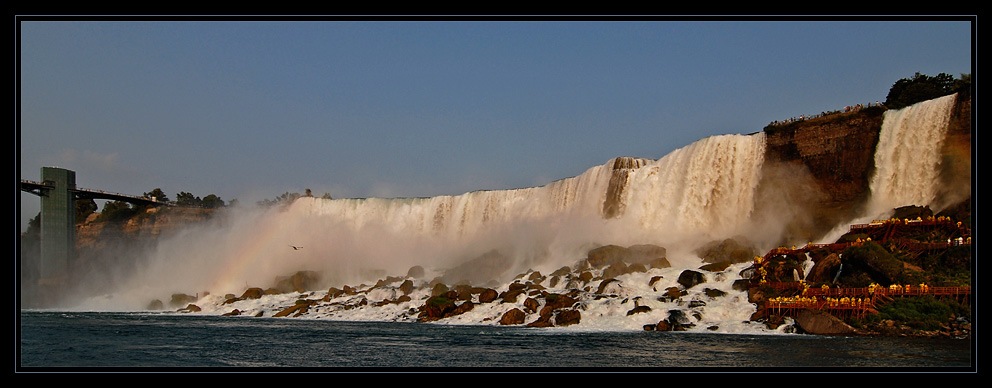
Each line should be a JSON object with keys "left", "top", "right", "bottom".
{"left": 39, "top": 167, "right": 76, "bottom": 287}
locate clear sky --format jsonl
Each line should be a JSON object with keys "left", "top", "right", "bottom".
{"left": 17, "top": 17, "right": 974, "bottom": 231}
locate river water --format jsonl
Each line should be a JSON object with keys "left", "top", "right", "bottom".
{"left": 17, "top": 310, "right": 973, "bottom": 371}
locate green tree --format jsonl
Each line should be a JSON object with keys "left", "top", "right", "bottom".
{"left": 202, "top": 194, "right": 225, "bottom": 209}
{"left": 257, "top": 191, "right": 303, "bottom": 207}
{"left": 143, "top": 188, "right": 170, "bottom": 203}
{"left": 176, "top": 191, "right": 202, "bottom": 207}
{"left": 99, "top": 200, "right": 136, "bottom": 222}
{"left": 76, "top": 198, "right": 98, "bottom": 222}
{"left": 24, "top": 213, "right": 41, "bottom": 241}
{"left": 884, "top": 72, "right": 957, "bottom": 109}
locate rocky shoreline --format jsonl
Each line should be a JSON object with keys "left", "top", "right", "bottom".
{"left": 150, "top": 231, "right": 971, "bottom": 340}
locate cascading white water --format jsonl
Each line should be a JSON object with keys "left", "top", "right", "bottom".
{"left": 260, "top": 132, "right": 770, "bottom": 287}
{"left": 866, "top": 93, "right": 957, "bottom": 218}
{"left": 619, "top": 133, "right": 767, "bottom": 241}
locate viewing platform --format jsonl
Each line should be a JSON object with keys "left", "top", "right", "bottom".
{"left": 763, "top": 284, "right": 971, "bottom": 320}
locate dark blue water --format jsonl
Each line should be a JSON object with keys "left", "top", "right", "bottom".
{"left": 18, "top": 310, "right": 973, "bottom": 370}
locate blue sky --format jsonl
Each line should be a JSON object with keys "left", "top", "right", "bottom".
{"left": 17, "top": 17, "right": 974, "bottom": 231}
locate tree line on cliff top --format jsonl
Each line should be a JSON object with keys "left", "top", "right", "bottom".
{"left": 884, "top": 72, "right": 971, "bottom": 110}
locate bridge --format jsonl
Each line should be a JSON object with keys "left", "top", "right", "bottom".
{"left": 20, "top": 167, "right": 171, "bottom": 291}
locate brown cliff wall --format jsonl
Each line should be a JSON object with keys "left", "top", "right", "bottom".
{"left": 764, "top": 108, "right": 885, "bottom": 213}
{"left": 76, "top": 206, "right": 217, "bottom": 250}
{"left": 758, "top": 94, "right": 971, "bottom": 242}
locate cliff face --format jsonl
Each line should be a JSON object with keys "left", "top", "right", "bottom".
{"left": 76, "top": 206, "right": 217, "bottom": 251}
{"left": 759, "top": 96, "right": 971, "bottom": 240}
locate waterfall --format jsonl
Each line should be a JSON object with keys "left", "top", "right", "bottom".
{"left": 261, "top": 132, "right": 770, "bottom": 285}
{"left": 867, "top": 94, "right": 956, "bottom": 217}
{"left": 619, "top": 133, "right": 767, "bottom": 240}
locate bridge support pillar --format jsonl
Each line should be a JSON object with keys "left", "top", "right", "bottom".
{"left": 38, "top": 167, "right": 75, "bottom": 291}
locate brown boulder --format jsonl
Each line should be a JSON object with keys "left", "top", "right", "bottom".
{"left": 146, "top": 299, "right": 164, "bottom": 310}
{"left": 699, "top": 261, "right": 732, "bottom": 272}
{"left": 418, "top": 294, "right": 457, "bottom": 322}
{"left": 449, "top": 301, "right": 475, "bottom": 317}
{"left": 169, "top": 293, "right": 198, "bottom": 308}
{"left": 596, "top": 278, "right": 624, "bottom": 295}
{"left": 273, "top": 300, "right": 313, "bottom": 318}
{"left": 399, "top": 279, "right": 414, "bottom": 295}
{"left": 407, "top": 265, "right": 425, "bottom": 278}
{"left": 554, "top": 309, "right": 581, "bottom": 326}
{"left": 794, "top": 309, "right": 856, "bottom": 335}
{"left": 523, "top": 297, "right": 541, "bottom": 313}
{"left": 543, "top": 293, "right": 578, "bottom": 310}
{"left": 677, "top": 270, "right": 706, "bottom": 289}
{"left": 527, "top": 314, "right": 553, "bottom": 328}
{"left": 649, "top": 257, "right": 672, "bottom": 269}
{"left": 499, "top": 288, "right": 526, "bottom": 303}
{"left": 587, "top": 245, "right": 629, "bottom": 268}
{"left": 695, "top": 238, "right": 756, "bottom": 264}
{"left": 551, "top": 266, "right": 572, "bottom": 277}
{"left": 807, "top": 253, "right": 841, "bottom": 283}
{"left": 500, "top": 308, "right": 527, "bottom": 325}
{"left": 602, "top": 261, "right": 630, "bottom": 279}
{"left": 479, "top": 288, "right": 499, "bottom": 303}
{"left": 274, "top": 270, "right": 321, "bottom": 294}
{"left": 627, "top": 305, "right": 652, "bottom": 316}
{"left": 627, "top": 244, "right": 667, "bottom": 265}
{"left": 240, "top": 287, "right": 265, "bottom": 299}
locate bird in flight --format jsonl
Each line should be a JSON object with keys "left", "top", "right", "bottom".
{"left": 290, "top": 245, "right": 303, "bottom": 250}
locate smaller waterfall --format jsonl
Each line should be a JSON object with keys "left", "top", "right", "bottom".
{"left": 867, "top": 94, "right": 956, "bottom": 217}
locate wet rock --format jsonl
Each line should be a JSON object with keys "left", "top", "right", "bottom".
{"left": 695, "top": 238, "right": 757, "bottom": 264}
{"left": 399, "top": 279, "right": 414, "bottom": 295}
{"left": 587, "top": 245, "right": 629, "bottom": 268}
{"left": 627, "top": 305, "right": 652, "bottom": 316}
{"left": 273, "top": 300, "right": 314, "bottom": 318}
{"left": 626, "top": 244, "right": 667, "bottom": 265}
{"left": 551, "top": 266, "right": 572, "bottom": 277}
{"left": 431, "top": 283, "right": 449, "bottom": 297}
{"left": 524, "top": 297, "right": 540, "bottom": 313}
{"left": 704, "top": 288, "right": 727, "bottom": 298}
{"left": 500, "top": 308, "right": 526, "bottom": 325}
{"left": 170, "top": 293, "right": 198, "bottom": 308}
{"left": 146, "top": 299, "right": 164, "bottom": 310}
{"left": 596, "top": 278, "right": 624, "bottom": 295}
{"left": 407, "top": 265, "right": 425, "bottom": 279}
{"left": 677, "top": 270, "right": 706, "bottom": 289}
{"left": 479, "top": 288, "right": 499, "bottom": 303}
{"left": 649, "top": 257, "right": 672, "bottom": 269}
{"left": 732, "top": 279, "right": 751, "bottom": 291}
{"left": 418, "top": 294, "right": 457, "bottom": 322}
{"left": 699, "top": 261, "right": 732, "bottom": 272}
{"left": 543, "top": 293, "right": 578, "bottom": 310}
{"left": 554, "top": 309, "right": 581, "bottom": 326}
{"left": 499, "top": 288, "right": 526, "bottom": 304}
{"left": 602, "top": 261, "right": 629, "bottom": 279}
{"left": 274, "top": 270, "right": 321, "bottom": 294}
{"left": 794, "top": 309, "right": 856, "bottom": 335}
{"left": 240, "top": 288, "right": 264, "bottom": 300}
